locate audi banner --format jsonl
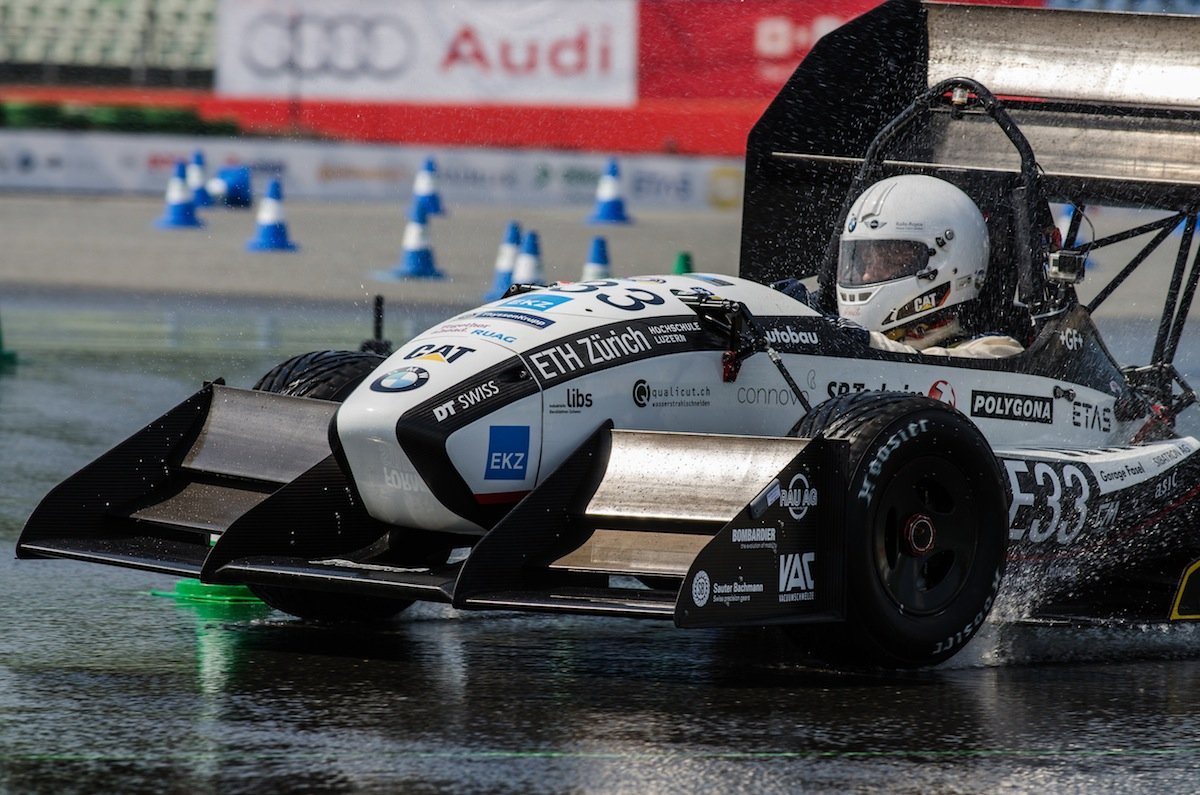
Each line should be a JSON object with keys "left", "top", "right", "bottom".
{"left": 216, "top": 0, "right": 638, "bottom": 106}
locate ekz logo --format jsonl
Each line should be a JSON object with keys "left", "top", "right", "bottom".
{"left": 484, "top": 425, "right": 529, "bottom": 481}
{"left": 500, "top": 294, "right": 573, "bottom": 312}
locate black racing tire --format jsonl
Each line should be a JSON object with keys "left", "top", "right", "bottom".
{"left": 250, "top": 349, "right": 414, "bottom": 623}
{"left": 789, "top": 391, "right": 1009, "bottom": 668}
{"left": 252, "top": 349, "right": 386, "bottom": 401}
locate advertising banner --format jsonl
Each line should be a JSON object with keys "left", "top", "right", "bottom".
{"left": 638, "top": 0, "right": 878, "bottom": 99}
{"left": 0, "top": 131, "right": 743, "bottom": 212}
{"left": 216, "top": 0, "right": 637, "bottom": 106}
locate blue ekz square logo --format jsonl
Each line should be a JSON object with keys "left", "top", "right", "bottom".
{"left": 500, "top": 294, "right": 572, "bottom": 312}
{"left": 484, "top": 425, "right": 530, "bottom": 480}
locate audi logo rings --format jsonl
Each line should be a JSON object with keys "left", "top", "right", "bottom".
{"left": 241, "top": 14, "right": 416, "bottom": 79}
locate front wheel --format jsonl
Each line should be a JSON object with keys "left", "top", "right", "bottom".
{"left": 252, "top": 349, "right": 386, "bottom": 401}
{"left": 791, "top": 392, "right": 1009, "bottom": 668}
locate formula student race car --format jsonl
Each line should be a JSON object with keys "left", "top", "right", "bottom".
{"left": 19, "top": 1, "right": 1200, "bottom": 667}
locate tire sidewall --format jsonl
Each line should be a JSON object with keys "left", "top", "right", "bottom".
{"left": 843, "top": 404, "right": 1007, "bottom": 665}
{"left": 253, "top": 350, "right": 386, "bottom": 401}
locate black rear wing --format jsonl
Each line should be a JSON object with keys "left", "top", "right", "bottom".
{"left": 740, "top": 0, "right": 1200, "bottom": 289}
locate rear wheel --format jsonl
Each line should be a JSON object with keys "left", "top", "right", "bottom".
{"left": 250, "top": 350, "right": 417, "bottom": 623}
{"left": 791, "top": 392, "right": 1008, "bottom": 667}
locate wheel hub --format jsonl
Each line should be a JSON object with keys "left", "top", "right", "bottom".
{"left": 903, "top": 513, "right": 936, "bottom": 556}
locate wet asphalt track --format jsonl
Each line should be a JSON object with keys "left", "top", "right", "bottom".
{"left": 3, "top": 194, "right": 1200, "bottom": 793}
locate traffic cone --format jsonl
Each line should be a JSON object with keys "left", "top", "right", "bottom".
{"left": 582, "top": 236, "right": 611, "bottom": 280}
{"left": 187, "top": 149, "right": 213, "bottom": 207}
{"left": 413, "top": 156, "right": 445, "bottom": 217}
{"left": 673, "top": 251, "right": 694, "bottom": 274}
{"left": 484, "top": 220, "right": 521, "bottom": 301}
{"left": 209, "top": 166, "right": 253, "bottom": 209}
{"left": 154, "top": 160, "right": 204, "bottom": 229}
{"left": 587, "top": 158, "right": 632, "bottom": 224}
{"left": 245, "top": 178, "right": 298, "bottom": 252}
{"left": 389, "top": 201, "right": 444, "bottom": 279}
{"left": 511, "top": 230, "right": 544, "bottom": 285}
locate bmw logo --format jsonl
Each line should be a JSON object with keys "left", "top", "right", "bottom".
{"left": 371, "top": 366, "right": 430, "bottom": 393}
{"left": 847, "top": 216, "right": 857, "bottom": 232}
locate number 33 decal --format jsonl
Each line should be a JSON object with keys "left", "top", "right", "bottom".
{"left": 550, "top": 280, "right": 665, "bottom": 312}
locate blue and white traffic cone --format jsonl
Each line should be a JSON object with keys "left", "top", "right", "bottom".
{"left": 484, "top": 220, "right": 521, "bottom": 301}
{"left": 245, "top": 178, "right": 298, "bottom": 252}
{"left": 413, "top": 156, "right": 445, "bottom": 217}
{"left": 511, "top": 230, "right": 544, "bottom": 285}
{"left": 389, "top": 202, "right": 444, "bottom": 279}
{"left": 587, "top": 157, "right": 632, "bottom": 225}
{"left": 187, "top": 149, "right": 213, "bottom": 208}
{"left": 582, "top": 236, "right": 611, "bottom": 280}
{"left": 210, "top": 166, "right": 253, "bottom": 209}
{"left": 154, "top": 160, "right": 204, "bottom": 229}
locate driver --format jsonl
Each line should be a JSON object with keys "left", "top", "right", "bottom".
{"left": 836, "top": 174, "right": 1023, "bottom": 358}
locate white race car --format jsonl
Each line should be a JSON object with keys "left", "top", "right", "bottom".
{"left": 20, "top": 1, "right": 1200, "bottom": 667}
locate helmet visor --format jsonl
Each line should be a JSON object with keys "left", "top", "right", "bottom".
{"left": 838, "top": 239, "right": 931, "bottom": 286}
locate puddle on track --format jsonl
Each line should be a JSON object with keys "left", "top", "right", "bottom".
{"left": 3, "top": 300, "right": 1200, "bottom": 794}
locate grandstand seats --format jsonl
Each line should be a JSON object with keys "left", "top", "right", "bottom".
{"left": 0, "top": 0, "right": 217, "bottom": 76}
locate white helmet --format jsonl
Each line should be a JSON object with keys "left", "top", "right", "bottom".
{"left": 837, "top": 174, "right": 989, "bottom": 346}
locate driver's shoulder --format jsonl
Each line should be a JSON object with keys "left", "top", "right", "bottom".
{"left": 866, "top": 331, "right": 1023, "bottom": 358}
{"left": 924, "top": 334, "right": 1024, "bottom": 359}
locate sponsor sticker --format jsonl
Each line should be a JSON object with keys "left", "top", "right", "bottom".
{"left": 683, "top": 274, "right": 734, "bottom": 286}
{"left": 692, "top": 570, "right": 711, "bottom": 607}
{"left": 749, "top": 478, "right": 781, "bottom": 519}
{"left": 631, "top": 379, "right": 711, "bottom": 409}
{"left": 403, "top": 343, "right": 475, "bottom": 364}
{"left": 433, "top": 320, "right": 492, "bottom": 335}
{"left": 730, "top": 526, "right": 777, "bottom": 552}
{"left": 476, "top": 310, "right": 556, "bottom": 329}
{"left": 432, "top": 379, "right": 502, "bottom": 422}
{"left": 1060, "top": 328, "right": 1083, "bottom": 351}
{"left": 484, "top": 425, "right": 530, "bottom": 481}
{"left": 470, "top": 328, "right": 518, "bottom": 344}
{"left": 371, "top": 366, "right": 430, "bottom": 393}
{"left": 528, "top": 325, "right": 652, "bottom": 381}
{"left": 646, "top": 320, "right": 701, "bottom": 345}
{"left": 1071, "top": 400, "right": 1113, "bottom": 433}
{"left": 928, "top": 379, "right": 956, "bottom": 408}
{"left": 737, "top": 386, "right": 806, "bottom": 407}
{"left": 780, "top": 472, "right": 818, "bottom": 521}
{"left": 500, "top": 294, "right": 573, "bottom": 312}
{"left": 710, "top": 579, "right": 765, "bottom": 605}
{"left": 764, "top": 325, "right": 820, "bottom": 347}
{"left": 778, "top": 552, "right": 816, "bottom": 602}
{"left": 548, "top": 387, "right": 593, "bottom": 415}
{"left": 971, "top": 390, "right": 1053, "bottom": 424}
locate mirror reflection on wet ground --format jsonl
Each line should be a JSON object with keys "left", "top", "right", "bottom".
{"left": 3, "top": 298, "right": 1200, "bottom": 795}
